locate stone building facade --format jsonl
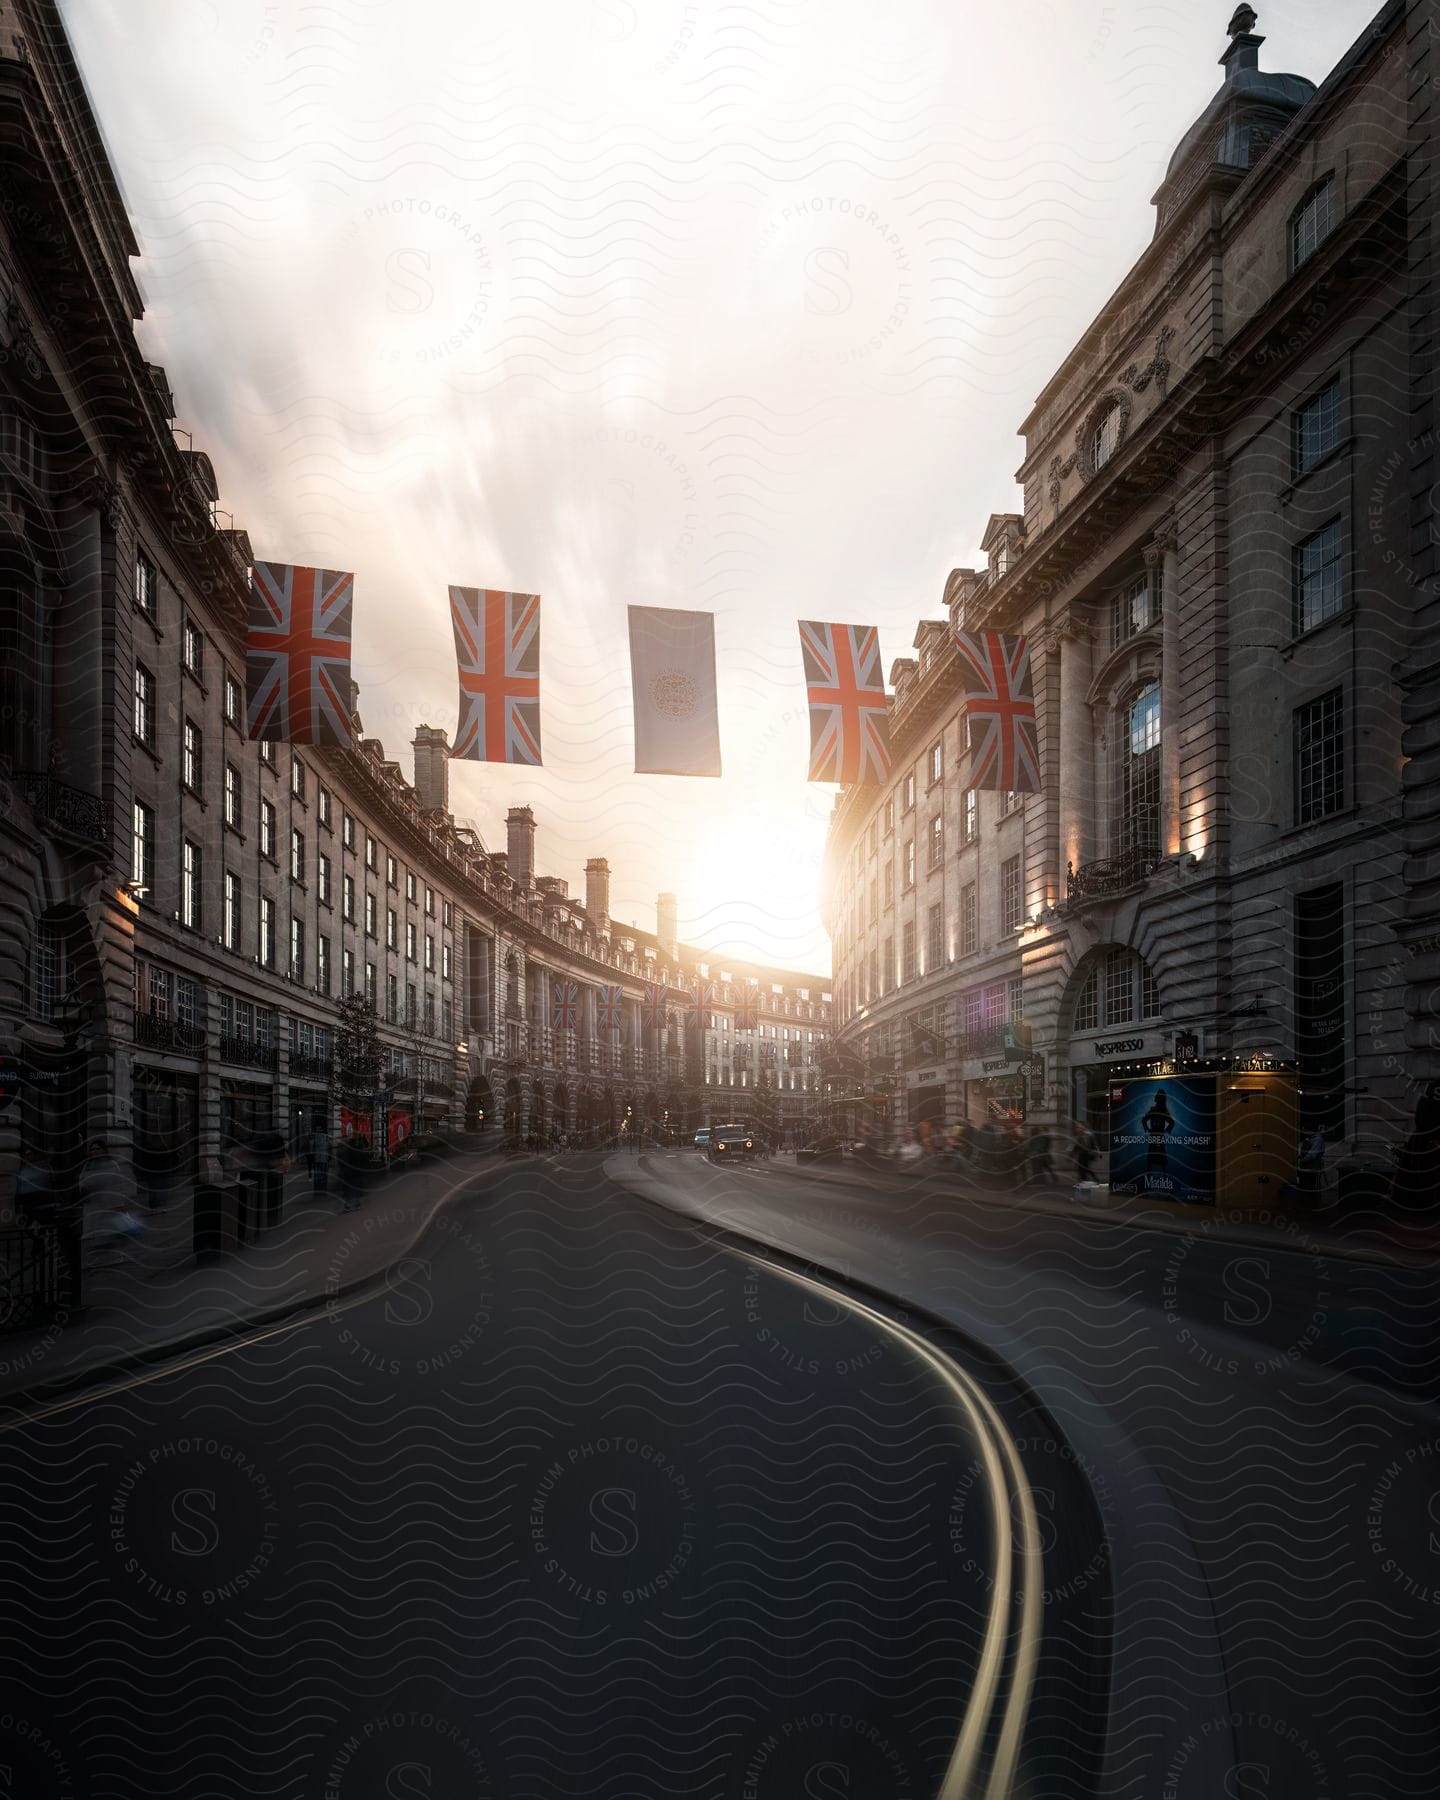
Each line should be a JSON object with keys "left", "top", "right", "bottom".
{"left": 824, "top": 2, "right": 1427, "bottom": 1173}
{"left": 0, "top": 0, "right": 826, "bottom": 1200}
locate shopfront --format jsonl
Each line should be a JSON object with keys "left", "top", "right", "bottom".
{"left": 1067, "top": 1030, "right": 1167, "bottom": 1152}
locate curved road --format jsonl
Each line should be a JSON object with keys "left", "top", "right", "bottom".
{"left": 0, "top": 1154, "right": 1107, "bottom": 1800}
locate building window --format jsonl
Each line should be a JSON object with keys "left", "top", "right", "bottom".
{"left": 960, "top": 881, "right": 977, "bottom": 956}
{"left": 387, "top": 853, "right": 398, "bottom": 889}
{"left": 131, "top": 799, "right": 154, "bottom": 893}
{"left": 224, "top": 672, "right": 241, "bottom": 726}
{"left": 927, "top": 903, "right": 943, "bottom": 971}
{"left": 1073, "top": 965, "right": 1099, "bottom": 1033}
{"left": 903, "top": 839, "right": 915, "bottom": 889}
{"left": 1293, "top": 518, "right": 1343, "bottom": 636}
{"left": 882, "top": 798, "right": 894, "bottom": 837}
{"left": 291, "top": 760, "right": 305, "bottom": 801}
{"left": 259, "top": 740, "right": 275, "bottom": 769}
{"left": 928, "top": 741, "right": 943, "bottom": 786}
{"left": 882, "top": 936, "right": 893, "bottom": 993}
{"left": 318, "top": 853, "right": 331, "bottom": 905}
{"left": 342, "top": 947, "right": 355, "bottom": 997}
{"left": 1291, "top": 174, "right": 1336, "bottom": 270}
{"left": 224, "top": 762, "right": 241, "bottom": 830}
{"left": 260, "top": 798, "right": 276, "bottom": 860}
{"left": 1103, "top": 950, "right": 1133, "bottom": 1026}
{"left": 290, "top": 917, "right": 305, "bottom": 980}
{"left": 1000, "top": 855, "right": 1023, "bottom": 933}
{"left": 134, "top": 549, "right": 157, "bottom": 615}
{"left": 182, "top": 719, "right": 202, "bottom": 791}
{"left": 1294, "top": 688, "right": 1344, "bottom": 824}
{"left": 259, "top": 896, "right": 276, "bottom": 969}
{"left": 902, "top": 773, "right": 915, "bottom": 813}
{"left": 1091, "top": 400, "right": 1123, "bottom": 471}
{"left": 316, "top": 935, "right": 331, "bottom": 995}
{"left": 133, "top": 663, "right": 155, "bottom": 745}
{"left": 366, "top": 961, "right": 377, "bottom": 1006}
{"left": 366, "top": 891, "right": 378, "bottom": 937}
{"left": 1118, "top": 683, "right": 1161, "bottom": 855}
{"left": 868, "top": 820, "right": 879, "bottom": 856}
{"left": 425, "top": 934, "right": 435, "bottom": 972}
{"left": 403, "top": 920, "right": 416, "bottom": 963}
{"left": 343, "top": 812, "right": 356, "bottom": 851}
{"left": 883, "top": 864, "right": 895, "bottom": 908}
{"left": 343, "top": 874, "right": 355, "bottom": 922}
{"left": 406, "top": 870, "right": 417, "bottom": 903}
{"left": 318, "top": 786, "right": 332, "bottom": 829}
{"left": 385, "top": 972, "right": 398, "bottom": 1023}
{"left": 928, "top": 814, "right": 944, "bottom": 870}
{"left": 1141, "top": 960, "right": 1160, "bottom": 1018}
{"left": 1000, "top": 788, "right": 1024, "bottom": 817}
{"left": 177, "top": 839, "right": 202, "bottom": 930}
{"left": 224, "top": 870, "right": 241, "bottom": 949}
{"left": 1293, "top": 378, "right": 1342, "bottom": 475}
{"left": 442, "top": 942, "right": 452, "bottom": 981}
{"left": 1112, "top": 571, "right": 1161, "bottom": 648}
{"left": 366, "top": 833, "right": 378, "bottom": 872}
{"left": 183, "top": 620, "right": 204, "bottom": 677}
{"left": 387, "top": 906, "right": 398, "bottom": 951}
{"left": 290, "top": 828, "right": 305, "bottom": 883}
{"left": 425, "top": 885, "right": 435, "bottom": 917}
{"left": 442, "top": 899, "right": 453, "bottom": 930}
{"left": 902, "top": 921, "right": 916, "bottom": 985}
{"left": 868, "top": 876, "right": 878, "bottom": 925}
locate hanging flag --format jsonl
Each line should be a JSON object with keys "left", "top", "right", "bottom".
{"left": 597, "top": 984, "right": 626, "bottom": 1033}
{"left": 551, "top": 979, "right": 579, "bottom": 1032}
{"left": 641, "top": 981, "right": 671, "bottom": 1031}
{"left": 952, "top": 631, "right": 1042, "bottom": 793}
{"left": 450, "top": 586, "right": 542, "bottom": 765}
{"left": 798, "top": 620, "right": 892, "bottom": 784}
{"left": 733, "top": 990, "right": 758, "bottom": 1032}
{"left": 628, "top": 606, "right": 721, "bottom": 777}
{"left": 246, "top": 562, "right": 355, "bottom": 746}
{"left": 687, "top": 980, "right": 714, "bottom": 1027}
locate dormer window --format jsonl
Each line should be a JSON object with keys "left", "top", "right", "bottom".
{"left": 1091, "top": 402, "right": 1123, "bottom": 472}
{"left": 1291, "top": 174, "right": 1336, "bottom": 271}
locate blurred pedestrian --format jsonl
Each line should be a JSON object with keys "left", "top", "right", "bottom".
{"left": 1074, "top": 1121, "right": 1099, "bottom": 1184}
{"left": 1024, "top": 1124, "right": 1054, "bottom": 1184}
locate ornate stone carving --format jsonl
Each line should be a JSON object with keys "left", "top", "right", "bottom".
{"left": 1119, "top": 325, "right": 1175, "bottom": 397}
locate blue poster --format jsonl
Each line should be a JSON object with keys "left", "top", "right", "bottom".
{"left": 1108, "top": 1076, "right": 1217, "bottom": 1203}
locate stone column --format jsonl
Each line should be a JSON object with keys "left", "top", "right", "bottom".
{"left": 1150, "top": 516, "right": 1182, "bottom": 856}
{"left": 1057, "top": 619, "right": 1094, "bottom": 888}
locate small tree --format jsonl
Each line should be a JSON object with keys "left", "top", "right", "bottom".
{"left": 332, "top": 993, "right": 384, "bottom": 1148}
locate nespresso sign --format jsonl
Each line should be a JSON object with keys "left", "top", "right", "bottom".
{"left": 1095, "top": 1036, "right": 1146, "bottom": 1057}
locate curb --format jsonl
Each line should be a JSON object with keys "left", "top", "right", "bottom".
{"left": 778, "top": 1154, "right": 1434, "bottom": 1272}
{"left": 0, "top": 1153, "right": 527, "bottom": 1424}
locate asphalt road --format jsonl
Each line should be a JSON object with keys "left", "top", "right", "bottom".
{"left": 622, "top": 1148, "right": 1440, "bottom": 1800}
{"left": 0, "top": 1154, "right": 1108, "bottom": 1800}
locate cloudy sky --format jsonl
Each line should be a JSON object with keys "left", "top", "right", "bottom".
{"left": 62, "top": 0, "right": 1373, "bottom": 972}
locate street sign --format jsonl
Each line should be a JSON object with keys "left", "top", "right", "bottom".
{"left": 0, "top": 1055, "right": 20, "bottom": 1114}
{"left": 372, "top": 1089, "right": 394, "bottom": 1106}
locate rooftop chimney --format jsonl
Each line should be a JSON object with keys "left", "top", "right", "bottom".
{"left": 1221, "top": 5, "right": 1262, "bottom": 77}
{"left": 657, "top": 892, "right": 679, "bottom": 961}
{"left": 412, "top": 724, "right": 450, "bottom": 815}
{"left": 585, "top": 858, "right": 611, "bottom": 931}
{"left": 506, "top": 806, "right": 536, "bottom": 889}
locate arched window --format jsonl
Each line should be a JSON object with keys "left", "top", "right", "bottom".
{"left": 1069, "top": 948, "right": 1161, "bottom": 1035}
{"left": 1091, "top": 401, "right": 1123, "bottom": 471}
{"left": 1116, "top": 682, "right": 1161, "bottom": 856}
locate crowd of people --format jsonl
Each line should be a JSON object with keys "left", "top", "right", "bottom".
{"left": 859, "top": 1116, "right": 1100, "bottom": 1186}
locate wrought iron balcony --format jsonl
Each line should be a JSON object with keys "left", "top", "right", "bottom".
{"left": 1066, "top": 844, "right": 1158, "bottom": 904}
{"left": 133, "top": 1011, "right": 206, "bottom": 1054}
{"left": 289, "top": 1052, "right": 334, "bottom": 1083}
{"left": 218, "top": 1033, "right": 278, "bottom": 1070}
{"left": 15, "top": 771, "right": 108, "bottom": 847}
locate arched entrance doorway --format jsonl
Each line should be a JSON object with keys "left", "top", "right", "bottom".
{"left": 464, "top": 1073, "right": 495, "bottom": 1134}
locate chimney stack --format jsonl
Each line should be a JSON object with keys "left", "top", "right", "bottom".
{"left": 412, "top": 724, "right": 450, "bottom": 815}
{"left": 585, "top": 858, "right": 611, "bottom": 930}
{"left": 506, "top": 806, "right": 536, "bottom": 889}
{"left": 657, "top": 892, "right": 679, "bottom": 961}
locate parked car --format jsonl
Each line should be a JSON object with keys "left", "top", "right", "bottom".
{"left": 709, "top": 1125, "right": 755, "bottom": 1162}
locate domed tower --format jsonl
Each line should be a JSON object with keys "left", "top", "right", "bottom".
{"left": 1151, "top": 7, "right": 1317, "bottom": 238}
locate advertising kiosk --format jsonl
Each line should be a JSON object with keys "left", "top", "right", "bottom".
{"left": 1107, "top": 1055, "right": 1299, "bottom": 1207}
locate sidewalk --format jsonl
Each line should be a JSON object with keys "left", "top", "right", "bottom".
{"left": 781, "top": 1151, "right": 1440, "bottom": 1269}
{"left": 0, "top": 1151, "right": 505, "bottom": 1412}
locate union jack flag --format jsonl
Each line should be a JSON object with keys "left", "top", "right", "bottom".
{"left": 641, "top": 982, "right": 670, "bottom": 1032}
{"left": 596, "top": 984, "right": 626, "bottom": 1033}
{"left": 798, "top": 620, "right": 892, "bottom": 785}
{"left": 732, "top": 990, "right": 759, "bottom": 1032}
{"left": 450, "top": 586, "right": 542, "bottom": 765}
{"left": 687, "top": 980, "right": 713, "bottom": 1027}
{"left": 551, "top": 979, "right": 578, "bottom": 1032}
{"left": 245, "top": 562, "right": 355, "bottom": 746}
{"left": 952, "top": 631, "right": 1042, "bottom": 793}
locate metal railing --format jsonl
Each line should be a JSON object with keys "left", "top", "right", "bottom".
{"left": 14, "top": 771, "right": 108, "bottom": 847}
{"left": 1, "top": 1225, "right": 65, "bottom": 1332}
{"left": 218, "top": 1033, "right": 278, "bottom": 1070}
{"left": 1066, "top": 844, "right": 1158, "bottom": 904}
{"left": 133, "top": 1011, "right": 206, "bottom": 1054}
